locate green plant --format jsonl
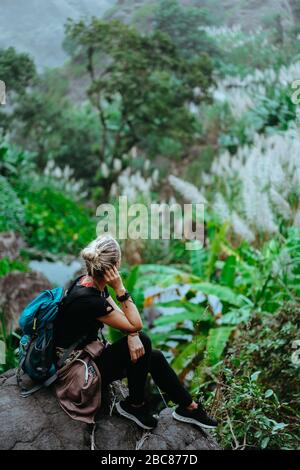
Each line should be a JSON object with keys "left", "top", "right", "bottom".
{"left": 22, "top": 186, "right": 95, "bottom": 254}
{"left": 65, "top": 16, "right": 213, "bottom": 193}
{"left": 205, "top": 305, "right": 300, "bottom": 449}
{"left": 0, "top": 257, "right": 28, "bottom": 278}
{"left": 153, "top": 0, "right": 217, "bottom": 60}
{"left": 0, "top": 315, "right": 19, "bottom": 374}
{"left": 0, "top": 175, "right": 25, "bottom": 232}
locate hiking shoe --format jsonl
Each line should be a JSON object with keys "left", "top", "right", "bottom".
{"left": 116, "top": 399, "right": 158, "bottom": 430}
{"left": 172, "top": 403, "right": 218, "bottom": 429}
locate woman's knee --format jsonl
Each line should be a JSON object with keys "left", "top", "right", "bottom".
{"left": 151, "top": 348, "right": 166, "bottom": 364}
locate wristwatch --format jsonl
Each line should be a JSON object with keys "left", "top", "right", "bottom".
{"left": 116, "top": 290, "right": 131, "bottom": 302}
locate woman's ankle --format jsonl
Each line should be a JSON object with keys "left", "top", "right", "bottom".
{"left": 130, "top": 401, "right": 145, "bottom": 408}
{"left": 186, "top": 401, "right": 198, "bottom": 411}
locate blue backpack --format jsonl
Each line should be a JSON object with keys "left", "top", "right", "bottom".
{"left": 17, "top": 276, "right": 85, "bottom": 397}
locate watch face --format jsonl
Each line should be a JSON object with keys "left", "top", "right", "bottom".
{"left": 118, "top": 291, "right": 130, "bottom": 301}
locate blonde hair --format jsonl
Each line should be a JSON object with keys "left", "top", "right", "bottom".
{"left": 81, "top": 235, "right": 121, "bottom": 278}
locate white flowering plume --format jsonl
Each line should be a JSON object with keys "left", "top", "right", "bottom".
{"left": 200, "top": 25, "right": 266, "bottom": 53}
{"left": 212, "top": 60, "right": 300, "bottom": 118}
{"left": 169, "top": 127, "right": 300, "bottom": 242}
{"left": 43, "top": 160, "right": 86, "bottom": 198}
{"left": 168, "top": 175, "right": 207, "bottom": 204}
{"left": 110, "top": 165, "right": 159, "bottom": 203}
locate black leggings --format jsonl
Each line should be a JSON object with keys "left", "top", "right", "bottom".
{"left": 95, "top": 332, "right": 193, "bottom": 407}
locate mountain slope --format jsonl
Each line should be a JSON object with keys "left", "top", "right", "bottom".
{"left": 0, "top": 0, "right": 116, "bottom": 70}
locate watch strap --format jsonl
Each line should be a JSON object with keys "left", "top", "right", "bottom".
{"left": 116, "top": 290, "right": 131, "bottom": 302}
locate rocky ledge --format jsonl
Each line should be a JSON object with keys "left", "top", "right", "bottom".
{"left": 0, "top": 369, "right": 220, "bottom": 450}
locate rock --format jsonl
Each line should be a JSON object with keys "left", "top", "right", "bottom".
{"left": 137, "top": 408, "right": 219, "bottom": 450}
{"left": 0, "top": 271, "right": 52, "bottom": 332}
{"left": 0, "top": 231, "right": 24, "bottom": 260}
{"left": 0, "top": 369, "right": 220, "bottom": 451}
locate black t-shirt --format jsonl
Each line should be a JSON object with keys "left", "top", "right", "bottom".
{"left": 53, "top": 276, "right": 114, "bottom": 348}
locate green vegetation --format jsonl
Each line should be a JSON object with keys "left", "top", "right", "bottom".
{"left": 64, "top": 16, "right": 213, "bottom": 194}
{"left": 0, "top": 0, "right": 299, "bottom": 449}
{"left": 210, "top": 306, "right": 300, "bottom": 449}
{"left": 0, "top": 317, "right": 19, "bottom": 375}
{"left": 23, "top": 187, "right": 95, "bottom": 254}
{"left": 0, "top": 142, "right": 95, "bottom": 254}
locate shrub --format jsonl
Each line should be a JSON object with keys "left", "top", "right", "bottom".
{"left": 209, "top": 305, "right": 300, "bottom": 449}
{"left": 0, "top": 176, "right": 25, "bottom": 232}
{"left": 0, "top": 257, "right": 28, "bottom": 278}
{"left": 22, "top": 186, "right": 95, "bottom": 255}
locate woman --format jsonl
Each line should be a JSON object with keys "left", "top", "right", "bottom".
{"left": 53, "top": 235, "right": 218, "bottom": 431}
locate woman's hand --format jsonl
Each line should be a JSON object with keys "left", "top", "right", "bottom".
{"left": 103, "top": 266, "right": 125, "bottom": 296}
{"left": 127, "top": 334, "right": 145, "bottom": 363}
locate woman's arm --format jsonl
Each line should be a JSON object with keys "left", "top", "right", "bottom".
{"left": 96, "top": 267, "right": 145, "bottom": 362}
{"left": 96, "top": 266, "right": 143, "bottom": 332}
{"left": 98, "top": 295, "right": 143, "bottom": 333}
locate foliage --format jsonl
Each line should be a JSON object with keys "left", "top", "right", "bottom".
{"left": 0, "top": 142, "right": 36, "bottom": 181}
{"left": 170, "top": 128, "right": 300, "bottom": 242}
{"left": 13, "top": 88, "right": 101, "bottom": 182}
{"left": 0, "top": 47, "right": 36, "bottom": 134}
{"left": 207, "top": 305, "right": 300, "bottom": 449}
{"left": 0, "top": 140, "right": 96, "bottom": 255}
{"left": 218, "top": 87, "right": 297, "bottom": 151}
{"left": 0, "top": 315, "right": 19, "bottom": 375}
{"left": 133, "top": 222, "right": 300, "bottom": 408}
{"left": 153, "top": 0, "right": 217, "bottom": 60}
{"left": 0, "top": 47, "right": 36, "bottom": 95}
{"left": 0, "top": 257, "right": 28, "bottom": 278}
{"left": 1, "top": 1, "right": 300, "bottom": 452}
{"left": 0, "top": 175, "right": 25, "bottom": 232}
{"left": 22, "top": 186, "right": 95, "bottom": 255}
{"left": 65, "top": 17, "right": 213, "bottom": 192}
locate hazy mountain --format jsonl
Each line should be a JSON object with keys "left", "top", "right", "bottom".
{"left": 0, "top": 0, "right": 116, "bottom": 70}
{"left": 0, "top": 0, "right": 297, "bottom": 71}
{"left": 107, "top": 0, "right": 295, "bottom": 32}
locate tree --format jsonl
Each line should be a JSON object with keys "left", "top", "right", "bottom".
{"left": 0, "top": 47, "right": 36, "bottom": 95}
{"left": 153, "top": 0, "right": 217, "bottom": 60}
{"left": 0, "top": 47, "right": 36, "bottom": 134}
{"left": 65, "top": 18, "right": 213, "bottom": 193}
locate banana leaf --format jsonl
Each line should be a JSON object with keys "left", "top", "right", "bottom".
{"left": 205, "top": 326, "right": 234, "bottom": 366}
{"left": 172, "top": 335, "right": 207, "bottom": 374}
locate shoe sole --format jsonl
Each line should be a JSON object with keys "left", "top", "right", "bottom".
{"left": 172, "top": 411, "right": 217, "bottom": 429}
{"left": 115, "top": 402, "right": 155, "bottom": 430}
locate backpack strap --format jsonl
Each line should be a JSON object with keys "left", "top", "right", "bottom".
{"left": 59, "top": 275, "right": 84, "bottom": 309}
{"left": 20, "top": 372, "right": 58, "bottom": 398}
{"left": 56, "top": 334, "right": 88, "bottom": 368}
{"left": 19, "top": 334, "right": 88, "bottom": 398}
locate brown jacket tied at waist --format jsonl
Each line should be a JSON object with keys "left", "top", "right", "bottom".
{"left": 55, "top": 340, "right": 105, "bottom": 424}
